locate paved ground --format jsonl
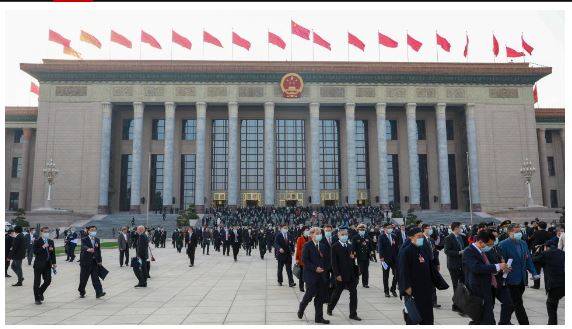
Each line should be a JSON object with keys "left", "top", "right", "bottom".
{"left": 5, "top": 242, "right": 564, "bottom": 325}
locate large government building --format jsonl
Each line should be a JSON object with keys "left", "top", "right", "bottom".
{"left": 5, "top": 60, "right": 564, "bottom": 215}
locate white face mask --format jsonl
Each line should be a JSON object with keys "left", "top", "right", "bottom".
{"left": 42, "top": 232, "right": 50, "bottom": 239}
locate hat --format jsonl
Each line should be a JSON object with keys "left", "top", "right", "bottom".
{"left": 499, "top": 220, "right": 512, "bottom": 227}
{"left": 406, "top": 226, "right": 422, "bottom": 237}
{"left": 357, "top": 224, "right": 366, "bottom": 229}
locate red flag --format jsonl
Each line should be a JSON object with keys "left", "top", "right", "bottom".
{"left": 436, "top": 32, "right": 451, "bottom": 52}
{"left": 268, "top": 31, "right": 286, "bottom": 49}
{"left": 378, "top": 32, "right": 398, "bottom": 48}
{"left": 312, "top": 32, "right": 331, "bottom": 50}
{"left": 291, "top": 20, "right": 310, "bottom": 40}
{"left": 30, "top": 82, "right": 40, "bottom": 96}
{"left": 141, "top": 30, "right": 162, "bottom": 49}
{"left": 506, "top": 46, "right": 525, "bottom": 58}
{"left": 533, "top": 84, "right": 538, "bottom": 104}
{"left": 203, "top": 31, "right": 223, "bottom": 48}
{"left": 110, "top": 30, "right": 132, "bottom": 49}
{"left": 172, "top": 30, "right": 192, "bottom": 50}
{"left": 407, "top": 33, "right": 422, "bottom": 52}
{"left": 463, "top": 33, "right": 469, "bottom": 58}
{"left": 48, "top": 29, "right": 71, "bottom": 48}
{"left": 522, "top": 35, "right": 534, "bottom": 55}
{"left": 348, "top": 32, "right": 365, "bottom": 51}
{"left": 492, "top": 34, "right": 499, "bottom": 57}
{"left": 232, "top": 32, "right": 251, "bottom": 50}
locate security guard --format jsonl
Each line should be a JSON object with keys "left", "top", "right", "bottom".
{"left": 351, "top": 223, "right": 372, "bottom": 288}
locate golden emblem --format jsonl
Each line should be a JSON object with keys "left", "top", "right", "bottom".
{"left": 280, "top": 73, "right": 304, "bottom": 98}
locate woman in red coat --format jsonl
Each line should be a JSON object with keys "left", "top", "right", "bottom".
{"left": 295, "top": 226, "right": 310, "bottom": 292}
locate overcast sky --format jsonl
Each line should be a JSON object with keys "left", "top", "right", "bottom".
{"left": 2, "top": 4, "right": 565, "bottom": 108}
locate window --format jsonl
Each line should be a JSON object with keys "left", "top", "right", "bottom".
{"left": 547, "top": 156, "right": 556, "bottom": 176}
{"left": 416, "top": 120, "right": 426, "bottom": 140}
{"left": 545, "top": 130, "right": 553, "bottom": 144}
{"left": 11, "top": 157, "right": 22, "bottom": 178}
{"left": 9, "top": 192, "right": 19, "bottom": 211}
{"left": 240, "top": 120, "right": 264, "bottom": 191}
{"left": 181, "top": 154, "right": 196, "bottom": 209}
{"left": 418, "top": 154, "right": 429, "bottom": 209}
{"left": 182, "top": 119, "right": 197, "bottom": 141}
{"left": 119, "top": 154, "right": 132, "bottom": 211}
{"left": 387, "top": 154, "right": 400, "bottom": 206}
{"left": 122, "top": 119, "right": 134, "bottom": 140}
{"left": 386, "top": 120, "right": 398, "bottom": 140}
{"left": 276, "top": 119, "right": 306, "bottom": 190}
{"left": 211, "top": 120, "right": 228, "bottom": 191}
{"left": 448, "top": 154, "right": 458, "bottom": 210}
{"left": 13, "top": 129, "right": 24, "bottom": 143}
{"left": 446, "top": 120, "right": 454, "bottom": 140}
{"left": 320, "top": 120, "right": 341, "bottom": 190}
{"left": 150, "top": 154, "right": 164, "bottom": 210}
{"left": 152, "top": 119, "right": 165, "bottom": 140}
{"left": 355, "top": 120, "right": 369, "bottom": 190}
{"left": 550, "top": 190, "right": 558, "bottom": 208}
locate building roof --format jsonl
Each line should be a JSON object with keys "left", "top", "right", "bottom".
{"left": 535, "top": 108, "right": 565, "bottom": 123}
{"left": 20, "top": 60, "right": 551, "bottom": 85}
{"left": 5, "top": 106, "right": 38, "bottom": 122}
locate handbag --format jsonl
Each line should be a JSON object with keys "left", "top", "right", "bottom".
{"left": 293, "top": 263, "right": 302, "bottom": 279}
{"left": 130, "top": 257, "right": 140, "bottom": 268}
{"left": 453, "top": 282, "right": 483, "bottom": 321}
{"left": 403, "top": 295, "right": 422, "bottom": 324}
{"left": 430, "top": 264, "right": 450, "bottom": 290}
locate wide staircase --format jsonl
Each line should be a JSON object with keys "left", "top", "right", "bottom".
{"left": 411, "top": 210, "right": 498, "bottom": 225}
{"left": 80, "top": 213, "right": 184, "bottom": 238}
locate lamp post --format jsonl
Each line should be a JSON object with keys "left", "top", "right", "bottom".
{"left": 42, "top": 158, "right": 59, "bottom": 209}
{"left": 520, "top": 158, "right": 536, "bottom": 207}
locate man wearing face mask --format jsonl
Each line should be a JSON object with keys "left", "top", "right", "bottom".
{"left": 258, "top": 229, "right": 267, "bottom": 259}
{"left": 352, "top": 224, "right": 372, "bottom": 288}
{"left": 230, "top": 226, "right": 242, "bottom": 262}
{"left": 32, "top": 227, "right": 56, "bottom": 305}
{"left": 320, "top": 224, "right": 335, "bottom": 298}
{"left": 533, "top": 239, "right": 565, "bottom": 325}
{"left": 295, "top": 226, "right": 310, "bottom": 292}
{"left": 421, "top": 224, "right": 440, "bottom": 308}
{"left": 134, "top": 225, "right": 149, "bottom": 287}
{"left": 485, "top": 229, "right": 514, "bottom": 325}
{"left": 78, "top": 226, "right": 105, "bottom": 298}
{"left": 186, "top": 227, "right": 198, "bottom": 267}
{"left": 8, "top": 226, "right": 26, "bottom": 286}
{"left": 377, "top": 223, "right": 399, "bottom": 297}
{"left": 444, "top": 221, "right": 467, "bottom": 313}
{"left": 274, "top": 224, "right": 296, "bottom": 287}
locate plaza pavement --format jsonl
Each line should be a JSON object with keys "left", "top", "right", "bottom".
{"left": 5, "top": 240, "right": 564, "bottom": 325}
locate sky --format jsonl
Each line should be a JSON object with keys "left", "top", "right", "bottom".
{"left": 2, "top": 4, "right": 565, "bottom": 108}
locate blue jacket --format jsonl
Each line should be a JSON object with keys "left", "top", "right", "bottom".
{"left": 498, "top": 237, "right": 537, "bottom": 285}
{"left": 462, "top": 244, "right": 497, "bottom": 299}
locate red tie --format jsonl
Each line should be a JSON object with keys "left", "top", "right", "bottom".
{"left": 481, "top": 252, "right": 498, "bottom": 288}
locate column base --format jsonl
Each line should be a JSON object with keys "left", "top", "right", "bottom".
{"left": 162, "top": 205, "right": 173, "bottom": 213}
{"left": 97, "top": 205, "right": 110, "bottom": 214}
{"left": 228, "top": 205, "right": 238, "bottom": 211}
{"left": 264, "top": 205, "right": 274, "bottom": 213}
{"left": 471, "top": 203, "right": 482, "bottom": 212}
{"left": 195, "top": 205, "right": 205, "bottom": 214}
{"left": 440, "top": 204, "right": 451, "bottom": 211}
{"left": 409, "top": 204, "right": 421, "bottom": 211}
{"left": 380, "top": 204, "right": 390, "bottom": 210}
{"left": 309, "top": 204, "right": 321, "bottom": 210}
{"left": 129, "top": 205, "right": 141, "bottom": 214}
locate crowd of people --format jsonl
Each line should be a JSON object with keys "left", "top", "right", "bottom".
{"left": 4, "top": 205, "right": 565, "bottom": 325}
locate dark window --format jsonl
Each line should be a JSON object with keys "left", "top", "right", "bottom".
{"left": 211, "top": 120, "right": 228, "bottom": 191}
{"left": 416, "top": 120, "right": 426, "bottom": 140}
{"left": 119, "top": 154, "right": 132, "bottom": 211}
{"left": 150, "top": 154, "right": 164, "bottom": 210}
{"left": 448, "top": 154, "right": 458, "bottom": 209}
{"left": 13, "top": 129, "right": 24, "bottom": 143}
{"left": 11, "top": 157, "right": 22, "bottom": 178}
{"left": 240, "top": 119, "right": 264, "bottom": 191}
{"left": 182, "top": 119, "right": 197, "bottom": 141}
{"left": 386, "top": 120, "right": 398, "bottom": 140}
{"left": 550, "top": 190, "right": 558, "bottom": 208}
{"left": 355, "top": 120, "right": 369, "bottom": 190}
{"left": 446, "top": 120, "right": 454, "bottom": 140}
{"left": 9, "top": 192, "right": 19, "bottom": 211}
{"left": 122, "top": 119, "right": 134, "bottom": 140}
{"left": 320, "top": 120, "right": 341, "bottom": 190}
{"left": 545, "top": 130, "right": 553, "bottom": 143}
{"left": 152, "top": 119, "right": 165, "bottom": 140}
{"left": 547, "top": 156, "right": 556, "bottom": 176}
{"left": 276, "top": 119, "right": 306, "bottom": 190}
{"left": 419, "top": 154, "right": 429, "bottom": 209}
{"left": 180, "top": 154, "right": 196, "bottom": 209}
{"left": 387, "top": 154, "right": 400, "bottom": 207}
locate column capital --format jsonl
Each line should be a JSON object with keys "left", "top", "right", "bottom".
{"left": 436, "top": 102, "right": 447, "bottom": 109}
{"left": 196, "top": 101, "right": 207, "bottom": 107}
{"left": 133, "top": 102, "right": 144, "bottom": 117}
{"left": 537, "top": 127, "right": 546, "bottom": 132}
{"left": 228, "top": 101, "right": 239, "bottom": 116}
{"left": 466, "top": 103, "right": 476, "bottom": 117}
{"left": 406, "top": 103, "right": 417, "bottom": 116}
{"left": 196, "top": 101, "right": 207, "bottom": 117}
{"left": 309, "top": 102, "right": 320, "bottom": 117}
{"left": 376, "top": 103, "right": 387, "bottom": 116}
{"left": 165, "top": 101, "right": 175, "bottom": 107}
{"left": 264, "top": 101, "right": 275, "bottom": 108}
{"left": 345, "top": 102, "right": 356, "bottom": 108}
{"left": 228, "top": 101, "right": 238, "bottom": 106}
{"left": 436, "top": 103, "right": 447, "bottom": 116}
{"left": 101, "top": 102, "right": 112, "bottom": 115}
{"left": 22, "top": 128, "right": 33, "bottom": 141}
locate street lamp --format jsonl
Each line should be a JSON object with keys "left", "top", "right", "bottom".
{"left": 520, "top": 158, "right": 536, "bottom": 207}
{"left": 42, "top": 158, "right": 59, "bottom": 209}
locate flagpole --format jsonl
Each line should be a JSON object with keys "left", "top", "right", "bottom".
{"left": 406, "top": 30, "right": 409, "bottom": 62}
{"left": 202, "top": 29, "right": 205, "bottom": 59}
{"left": 311, "top": 29, "right": 315, "bottom": 61}
{"left": 492, "top": 31, "right": 496, "bottom": 63}
{"left": 466, "top": 31, "right": 469, "bottom": 63}
{"left": 290, "top": 18, "right": 293, "bottom": 61}
{"left": 139, "top": 30, "right": 142, "bottom": 61}
{"left": 435, "top": 30, "right": 439, "bottom": 62}
{"left": 231, "top": 28, "right": 234, "bottom": 60}
{"left": 377, "top": 29, "right": 381, "bottom": 62}
{"left": 347, "top": 30, "right": 350, "bottom": 62}
{"left": 170, "top": 29, "right": 173, "bottom": 61}
{"left": 267, "top": 27, "right": 270, "bottom": 61}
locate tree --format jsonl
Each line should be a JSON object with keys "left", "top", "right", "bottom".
{"left": 177, "top": 204, "right": 198, "bottom": 228}
{"left": 12, "top": 208, "right": 30, "bottom": 227}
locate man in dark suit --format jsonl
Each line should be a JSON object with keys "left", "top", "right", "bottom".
{"left": 377, "top": 223, "right": 399, "bottom": 297}
{"left": 5, "top": 229, "right": 14, "bottom": 278}
{"left": 186, "top": 226, "right": 199, "bottom": 267}
{"left": 297, "top": 227, "right": 330, "bottom": 324}
{"left": 230, "top": 226, "right": 242, "bottom": 261}
{"left": 274, "top": 223, "right": 296, "bottom": 287}
{"left": 327, "top": 228, "right": 361, "bottom": 321}
{"left": 26, "top": 228, "right": 38, "bottom": 265}
{"left": 258, "top": 229, "right": 267, "bottom": 259}
{"left": 421, "top": 224, "right": 441, "bottom": 308}
{"left": 213, "top": 227, "right": 221, "bottom": 252}
{"left": 118, "top": 227, "right": 130, "bottom": 267}
{"left": 533, "top": 239, "right": 565, "bottom": 324}
{"left": 222, "top": 226, "right": 231, "bottom": 256}
{"left": 463, "top": 230, "right": 507, "bottom": 324}
{"left": 78, "top": 225, "right": 105, "bottom": 298}
{"left": 443, "top": 221, "right": 467, "bottom": 312}
{"left": 320, "top": 224, "right": 335, "bottom": 297}
{"left": 134, "top": 226, "right": 149, "bottom": 287}
{"left": 530, "top": 221, "right": 553, "bottom": 289}
{"left": 352, "top": 223, "right": 372, "bottom": 288}
{"left": 9, "top": 225, "right": 27, "bottom": 286}
{"left": 32, "top": 227, "right": 56, "bottom": 304}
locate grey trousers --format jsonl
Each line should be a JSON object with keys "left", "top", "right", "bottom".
{"left": 11, "top": 259, "right": 23, "bottom": 282}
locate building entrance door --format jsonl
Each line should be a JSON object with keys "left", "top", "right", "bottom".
{"left": 324, "top": 200, "right": 337, "bottom": 207}
{"left": 246, "top": 200, "right": 258, "bottom": 207}
{"left": 286, "top": 200, "right": 297, "bottom": 207}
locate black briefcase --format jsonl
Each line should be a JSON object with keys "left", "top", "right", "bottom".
{"left": 293, "top": 263, "right": 302, "bottom": 279}
{"left": 453, "top": 283, "right": 483, "bottom": 321}
{"left": 430, "top": 264, "right": 450, "bottom": 291}
{"left": 97, "top": 265, "right": 109, "bottom": 280}
{"left": 403, "top": 295, "right": 422, "bottom": 324}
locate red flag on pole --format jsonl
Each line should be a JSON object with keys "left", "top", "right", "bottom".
{"left": 348, "top": 32, "right": 365, "bottom": 51}
{"left": 312, "top": 32, "right": 331, "bottom": 50}
{"left": 378, "top": 32, "right": 398, "bottom": 48}
{"left": 463, "top": 33, "right": 469, "bottom": 58}
{"left": 407, "top": 33, "right": 422, "bottom": 52}
{"left": 492, "top": 34, "right": 499, "bottom": 57}
{"left": 232, "top": 32, "right": 251, "bottom": 50}
{"left": 141, "top": 30, "right": 162, "bottom": 49}
{"left": 111, "top": 30, "right": 132, "bottom": 48}
{"left": 291, "top": 20, "right": 310, "bottom": 40}
{"left": 30, "top": 82, "right": 40, "bottom": 96}
{"left": 522, "top": 35, "right": 534, "bottom": 55}
{"left": 506, "top": 46, "right": 525, "bottom": 58}
{"left": 80, "top": 30, "right": 102, "bottom": 49}
{"left": 203, "top": 31, "right": 223, "bottom": 48}
{"left": 268, "top": 31, "right": 286, "bottom": 49}
{"left": 172, "top": 30, "right": 192, "bottom": 50}
{"left": 533, "top": 84, "right": 538, "bottom": 104}
{"left": 48, "top": 29, "right": 71, "bottom": 48}
{"left": 436, "top": 32, "right": 451, "bottom": 52}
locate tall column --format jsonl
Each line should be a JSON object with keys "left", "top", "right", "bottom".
{"left": 162, "top": 102, "right": 175, "bottom": 210}
{"left": 406, "top": 103, "right": 420, "bottom": 210}
{"left": 345, "top": 103, "right": 357, "bottom": 206}
{"left": 97, "top": 102, "right": 112, "bottom": 214}
{"left": 130, "top": 101, "right": 144, "bottom": 213}
{"left": 264, "top": 102, "right": 275, "bottom": 207}
{"left": 537, "top": 128, "right": 550, "bottom": 207}
{"left": 376, "top": 103, "right": 389, "bottom": 209}
{"left": 435, "top": 103, "right": 451, "bottom": 210}
{"left": 194, "top": 102, "right": 207, "bottom": 213}
{"left": 466, "top": 103, "right": 481, "bottom": 211}
{"left": 309, "top": 102, "right": 321, "bottom": 207}
{"left": 227, "top": 101, "right": 239, "bottom": 208}
{"left": 560, "top": 129, "right": 565, "bottom": 167}
{"left": 18, "top": 128, "right": 33, "bottom": 211}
